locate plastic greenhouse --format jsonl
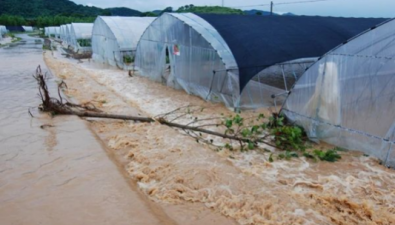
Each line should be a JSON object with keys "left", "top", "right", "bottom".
{"left": 22, "top": 26, "right": 33, "bottom": 32}
{"left": 69, "top": 23, "right": 93, "bottom": 53}
{"left": 46, "top": 26, "right": 58, "bottom": 38}
{"left": 60, "top": 25, "right": 66, "bottom": 41}
{"left": 63, "top": 24, "right": 72, "bottom": 45}
{"left": 135, "top": 13, "right": 385, "bottom": 109}
{"left": 54, "top": 26, "right": 60, "bottom": 39}
{"left": 282, "top": 18, "right": 395, "bottom": 167}
{"left": 92, "top": 16, "right": 155, "bottom": 70}
{"left": 0, "top": 25, "right": 6, "bottom": 40}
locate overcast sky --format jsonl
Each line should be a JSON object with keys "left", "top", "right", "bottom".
{"left": 72, "top": 0, "right": 394, "bottom": 18}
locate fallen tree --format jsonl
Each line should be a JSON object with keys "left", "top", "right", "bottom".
{"left": 33, "top": 65, "right": 277, "bottom": 149}
{"left": 33, "top": 65, "right": 343, "bottom": 162}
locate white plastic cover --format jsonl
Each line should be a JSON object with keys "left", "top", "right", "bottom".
{"left": 64, "top": 24, "right": 72, "bottom": 45}
{"left": 54, "top": 26, "right": 60, "bottom": 39}
{"left": 46, "top": 26, "right": 58, "bottom": 37}
{"left": 69, "top": 23, "right": 93, "bottom": 53}
{"left": 282, "top": 19, "right": 395, "bottom": 167}
{"left": 60, "top": 25, "right": 66, "bottom": 41}
{"left": 92, "top": 16, "right": 155, "bottom": 70}
{"left": 135, "top": 13, "right": 241, "bottom": 108}
{"left": 0, "top": 25, "right": 7, "bottom": 40}
{"left": 22, "top": 26, "right": 33, "bottom": 32}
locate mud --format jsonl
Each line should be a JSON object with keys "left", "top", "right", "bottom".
{"left": 43, "top": 41, "right": 395, "bottom": 225}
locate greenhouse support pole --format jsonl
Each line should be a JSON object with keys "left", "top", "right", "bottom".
{"left": 270, "top": 2, "right": 274, "bottom": 15}
{"left": 281, "top": 65, "right": 288, "bottom": 91}
{"left": 205, "top": 71, "right": 217, "bottom": 100}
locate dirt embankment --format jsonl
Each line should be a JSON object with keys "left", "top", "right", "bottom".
{"left": 44, "top": 49, "right": 395, "bottom": 225}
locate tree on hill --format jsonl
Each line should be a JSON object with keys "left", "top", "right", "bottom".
{"left": 160, "top": 7, "right": 173, "bottom": 15}
{"left": 106, "top": 7, "right": 142, "bottom": 16}
{"left": 0, "top": 0, "right": 105, "bottom": 18}
{"left": 176, "top": 5, "right": 244, "bottom": 15}
{"left": 141, "top": 12, "right": 158, "bottom": 17}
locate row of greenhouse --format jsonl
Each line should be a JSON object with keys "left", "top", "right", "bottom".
{"left": 45, "top": 13, "right": 395, "bottom": 168}
{"left": 0, "top": 25, "right": 34, "bottom": 41}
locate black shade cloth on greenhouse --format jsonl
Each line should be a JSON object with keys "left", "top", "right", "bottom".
{"left": 5, "top": 26, "right": 25, "bottom": 32}
{"left": 197, "top": 14, "right": 387, "bottom": 93}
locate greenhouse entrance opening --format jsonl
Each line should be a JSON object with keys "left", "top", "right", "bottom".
{"left": 161, "top": 46, "right": 172, "bottom": 85}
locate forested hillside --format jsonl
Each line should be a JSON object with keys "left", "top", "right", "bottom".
{"left": 107, "top": 7, "right": 142, "bottom": 16}
{"left": 0, "top": 0, "right": 107, "bottom": 17}
{"left": 0, "top": 0, "right": 292, "bottom": 27}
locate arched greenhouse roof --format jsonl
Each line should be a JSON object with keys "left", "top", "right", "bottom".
{"left": 71, "top": 23, "right": 93, "bottom": 40}
{"left": 47, "top": 26, "right": 57, "bottom": 36}
{"left": 282, "top": 18, "right": 395, "bottom": 167}
{"left": 22, "top": 26, "right": 33, "bottom": 32}
{"left": 0, "top": 25, "right": 6, "bottom": 35}
{"left": 198, "top": 14, "right": 387, "bottom": 92}
{"left": 94, "top": 16, "right": 155, "bottom": 51}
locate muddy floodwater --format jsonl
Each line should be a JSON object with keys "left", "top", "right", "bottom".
{"left": 2, "top": 35, "right": 395, "bottom": 225}
{"left": 0, "top": 35, "right": 183, "bottom": 225}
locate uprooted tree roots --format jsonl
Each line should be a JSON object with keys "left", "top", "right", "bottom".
{"left": 33, "top": 65, "right": 100, "bottom": 115}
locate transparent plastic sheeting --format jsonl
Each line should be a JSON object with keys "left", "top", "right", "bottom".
{"left": 135, "top": 13, "right": 245, "bottom": 109}
{"left": 54, "top": 27, "right": 60, "bottom": 39}
{"left": 60, "top": 25, "right": 66, "bottom": 41}
{"left": 92, "top": 16, "right": 155, "bottom": 70}
{"left": 69, "top": 23, "right": 93, "bottom": 53}
{"left": 64, "top": 24, "right": 72, "bottom": 46}
{"left": 22, "top": 26, "right": 33, "bottom": 32}
{"left": 135, "top": 13, "right": 318, "bottom": 109}
{"left": 239, "top": 58, "right": 316, "bottom": 109}
{"left": 45, "top": 26, "right": 59, "bottom": 38}
{"left": 0, "top": 25, "right": 6, "bottom": 40}
{"left": 282, "top": 19, "right": 395, "bottom": 167}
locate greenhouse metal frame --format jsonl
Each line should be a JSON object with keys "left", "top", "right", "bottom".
{"left": 282, "top": 19, "right": 395, "bottom": 167}
{"left": 135, "top": 13, "right": 385, "bottom": 110}
{"left": 92, "top": 16, "right": 155, "bottom": 70}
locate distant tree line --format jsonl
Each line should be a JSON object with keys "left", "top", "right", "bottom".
{"left": 176, "top": 5, "right": 244, "bottom": 15}
{"left": 0, "top": 14, "right": 96, "bottom": 27}
{"left": 0, "top": 15, "right": 27, "bottom": 26}
{"left": 0, "top": 4, "right": 252, "bottom": 28}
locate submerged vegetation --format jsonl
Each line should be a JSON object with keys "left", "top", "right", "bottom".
{"left": 123, "top": 55, "right": 134, "bottom": 64}
{"left": 77, "top": 39, "right": 91, "bottom": 47}
{"left": 218, "top": 113, "right": 342, "bottom": 162}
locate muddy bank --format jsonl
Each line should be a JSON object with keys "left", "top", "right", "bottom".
{"left": 44, "top": 45, "right": 395, "bottom": 225}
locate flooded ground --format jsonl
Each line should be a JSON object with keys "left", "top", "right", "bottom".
{"left": 41, "top": 41, "right": 395, "bottom": 224}
{"left": 0, "top": 34, "right": 193, "bottom": 225}
{"left": 0, "top": 36, "right": 12, "bottom": 46}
